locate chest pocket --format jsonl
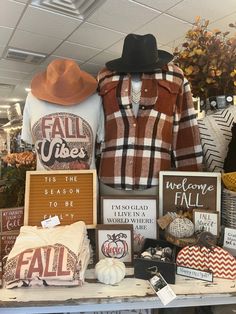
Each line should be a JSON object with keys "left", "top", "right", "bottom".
{"left": 99, "top": 81, "right": 119, "bottom": 115}
{"left": 155, "top": 80, "right": 180, "bottom": 116}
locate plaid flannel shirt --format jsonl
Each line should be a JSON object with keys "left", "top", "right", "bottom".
{"left": 97, "top": 64, "right": 203, "bottom": 190}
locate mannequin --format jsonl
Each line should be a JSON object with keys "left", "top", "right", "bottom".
{"left": 98, "top": 33, "right": 203, "bottom": 196}
{"left": 21, "top": 59, "right": 104, "bottom": 171}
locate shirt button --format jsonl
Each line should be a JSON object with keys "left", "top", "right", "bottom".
{"left": 133, "top": 123, "right": 136, "bottom": 127}
{"left": 141, "top": 106, "right": 145, "bottom": 109}
{"left": 144, "top": 89, "right": 148, "bottom": 92}
{"left": 127, "top": 105, "right": 130, "bottom": 109}
{"left": 125, "top": 88, "right": 128, "bottom": 92}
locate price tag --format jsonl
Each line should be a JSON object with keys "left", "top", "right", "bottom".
{"left": 149, "top": 274, "right": 176, "bottom": 306}
{"left": 41, "top": 216, "right": 60, "bottom": 228}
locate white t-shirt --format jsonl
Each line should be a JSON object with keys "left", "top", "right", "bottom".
{"left": 21, "top": 92, "right": 104, "bottom": 170}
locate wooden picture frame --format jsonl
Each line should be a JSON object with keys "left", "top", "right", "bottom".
{"left": 96, "top": 224, "right": 133, "bottom": 265}
{"left": 100, "top": 196, "right": 157, "bottom": 252}
{"left": 193, "top": 209, "right": 219, "bottom": 237}
{"left": 24, "top": 170, "right": 97, "bottom": 228}
{"left": 159, "top": 171, "right": 221, "bottom": 220}
{"left": 0, "top": 207, "right": 24, "bottom": 232}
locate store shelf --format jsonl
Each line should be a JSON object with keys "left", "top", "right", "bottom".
{"left": 0, "top": 269, "right": 235, "bottom": 314}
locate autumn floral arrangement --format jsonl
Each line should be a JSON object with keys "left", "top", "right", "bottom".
{"left": 173, "top": 17, "right": 236, "bottom": 100}
{"left": 1, "top": 151, "right": 36, "bottom": 207}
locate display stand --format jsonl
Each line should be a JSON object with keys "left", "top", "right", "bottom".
{"left": 0, "top": 269, "right": 235, "bottom": 314}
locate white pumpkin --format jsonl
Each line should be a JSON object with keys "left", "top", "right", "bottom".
{"left": 167, "top": 217, "right": 194, "bottom": 238}
{"left": 95, "top": 258, "right": 126, "bottom": 285}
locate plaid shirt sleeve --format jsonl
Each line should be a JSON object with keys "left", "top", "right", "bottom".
{"left": 172, "top": 77, "right": 203, "bottom": 170}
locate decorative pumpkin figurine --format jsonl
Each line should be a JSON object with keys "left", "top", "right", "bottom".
{"left": 176, "top": 232, "right": 236, "bottom": 280}
{"left": 95, "top": 258, "right": 126, "bottom": 285}
{"left": 166, "top": 217, "right": 194, "bottom": 238}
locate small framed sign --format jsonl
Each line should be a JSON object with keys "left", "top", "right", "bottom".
{"left": 0, "top": 207, "right": 24, "bottom": 232}
{"left": 223, "top": 227, "right": 236, "bottom": 256}
{"left": 193, "top": 209, "right": 219, "bottom": 236}
{"left": 24, "top": 170, "right": 97, "bottom": 228}
{"left": 159, "top": 171, "right": 221, "bottom": 218}
{"left": 1, "top": 233, "right": 19, "bottom": 258}
{"left": 177, "top": 266, "right": 213, "bottom": 282}
{"left": 96, "top": 224, "right": 133, "bottom": 265}
{"left": 101, "top": 196, "right": 157, "bottom": 252}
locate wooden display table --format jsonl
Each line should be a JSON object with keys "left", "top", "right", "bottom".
{"left": 0, "top": 269, "right": 235, "bottom": 314}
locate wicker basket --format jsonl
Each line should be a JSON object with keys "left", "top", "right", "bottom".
{"left": 221, "top": 188, "right": 236, "bottom": 228}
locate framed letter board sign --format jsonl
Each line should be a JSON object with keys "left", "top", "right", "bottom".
{"left": 159, "top": 171, "right": 221, "bottom": 219}
{"left": 24, "top": 170, "right": 97, "bottom": 228}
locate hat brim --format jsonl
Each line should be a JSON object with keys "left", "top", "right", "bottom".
{"left": 106, "top": 50, "right": 174, "bottom": 73}
{"left": 31, "top": 70, "right": 98, "bottom": 106}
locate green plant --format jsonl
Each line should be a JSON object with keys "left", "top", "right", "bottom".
{"left": 174, "top": 17, "right": 236, "bottom": 99}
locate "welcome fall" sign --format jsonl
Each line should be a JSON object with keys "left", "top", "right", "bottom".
{"left": 159, "top": 171, "right": 221, "bottom": 217}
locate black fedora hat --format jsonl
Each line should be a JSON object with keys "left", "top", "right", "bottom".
{"left": 106, "top": 33, "right": 173, "bottom": 73}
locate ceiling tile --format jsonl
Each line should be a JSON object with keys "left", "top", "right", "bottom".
{"left": 209, "top": 12, "right": 236, "bottom": 33}
{"left": 0, "top": 46, "right": 5, "bottom": 57}
{"left": 0, "top": 0, "right": 25, "bottom": 28}
{"left": 0, "top": 59, "right": 37, "bottom": 72}
{"left": 14, "top": 0, "right": 29, "bottom": 3}
{"left": 88, "top": 50, "right": 119, "bottom": 66}
{"left": 136, "top": 14, "right": 191, "bottom": 45}
{"left": 0, "top": 76, "right": 22, "bottom": 86}
{"left": 107, "top": 38, "right": 125, "bottom": 54}
{"left": 167, "top": 35, "right": 186, "bottom": 50}
{"left": 80, "top": 62, "right": 102, "bottom": 76}
{"left": 9, "top": 29, "right": 62, "bottom": 54}
{"left": 68, "top": 22, "right": 125, "bottom": 49}
{"left": 0, "top": 27, "right": 14, "bottom": 46}
{"left": 167, "top": 0, "right": 236, "bottom": 24}
{"left": 132, "top": 0, "right": 184, "bottom": 12}
{"left": 88, "top": 0, "right": 160, "bottom": 33}
{"left": 54, "top": 41, "right": 101, "bottom": 62}
{"left": 17, "top": 5, "right": 82, "bottom": 39}
{"left": 8, "top": 84, "right": 29, "bottom": 100}
{"left": 159, "top": 44, "right": 174, "bottom": 54}
{"left": 0, "top": 69, "right": 28, "bottom": 80}
{"left": 40, "top": 55, "right": 84, "bottom": 67}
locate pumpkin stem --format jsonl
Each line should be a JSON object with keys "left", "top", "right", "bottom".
{"left": 194, "top": 231, "right": 217, "bottom": 251}
{"left": 116, "top": 233, "right": 127, "bottom": 239}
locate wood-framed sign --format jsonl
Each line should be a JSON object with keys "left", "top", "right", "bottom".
{"left": 1, "top": 232, "right": 19, "bottom": 258}
{"left": 223, "top": 227, "right": 236, "bottom": 256}
{"left": 24, "top": 170, "right": 97, "bottom": 228}
{"left": 159, "top": 171, "right": 221, "bottom": 218}
{"left": 193, "top": 209, "right": 219, "bottom": 236}
{"left": 101, "top": 196, "right": 157, "bottom": 252}
{"left": 0, "top": 207, "right": 24, "bottom": 232}
{"left": 176, "top": 266, "right": 213, "bottom": 282}
{"left": 96, "top": 224, "right": 133, "bottom": 265}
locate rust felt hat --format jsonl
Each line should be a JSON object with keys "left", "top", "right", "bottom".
{"left": 31, "top": 59, "right": 98, "bottom": 105}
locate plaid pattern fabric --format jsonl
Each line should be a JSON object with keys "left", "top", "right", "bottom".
{"left": 97, "top": 64, "right": 203, "bottom": 190}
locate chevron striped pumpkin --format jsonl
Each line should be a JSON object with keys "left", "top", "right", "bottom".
{"left": 176, "top": 245, "right": 236, "bottom": 280}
